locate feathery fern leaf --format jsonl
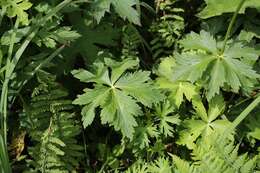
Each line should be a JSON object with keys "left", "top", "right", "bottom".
{"left": 22, "top": 71, "right": 83, "bottom": 172}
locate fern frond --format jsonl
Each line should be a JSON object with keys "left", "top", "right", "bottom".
{"left": 150, "top": 0, "right": 185, "bottom": 59}
{"left": 22, "top": 72, "right": 83, "bottom": 172}
{"left": 190, "top": 133, "right": 257, "bottom": 173}
{"left": 121, "top": 25, "right": 142, "bottom": 59}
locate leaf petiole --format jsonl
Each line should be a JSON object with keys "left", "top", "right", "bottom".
{"left": 220, "top": 0, "right": 246, "bottom": 54}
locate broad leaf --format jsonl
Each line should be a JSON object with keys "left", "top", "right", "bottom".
{"left": 154, "top": 101, "right": 180, "bottom": 137}
{"left": 91, "top": 0, "right": 112, "bottom": 23}
{"left": 198, "top": 0, "right": 260, "bottom": 19}
{"left": 73, "top": 58, "right": 163, "bottom": 139}
{"left": 73, "top": 86, "right": 110, "bottom": 127}
{"left": 174, "top": 30, "right": 260, "bottom": 100}
{"left": 156, "top": 57, "right": 200, "bottom": 107}
{"left": 66, "top": 14, "right": 120, "bottom": 63}
{"left": 177, "top": 95, "right": 230, "bottom": 149}
{"left": 1, "top": 0, "right": 33, "bottom": 25}
{"left": 90, "top": 0, "right": 141, "bottom": 25}
{"left": 112, "top": 0, "right": 141, "bottom": 25}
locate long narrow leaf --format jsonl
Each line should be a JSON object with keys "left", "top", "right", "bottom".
{"left": 0, "top": 134, "right": 11, "bottom": 173}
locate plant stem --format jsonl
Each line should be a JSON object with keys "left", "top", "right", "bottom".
{"left": 14, "top": 45, "right": 65, "bottom": 100}
{"left": 0, "top": 134, "right": 11, "bottom": 173}
{"left": 73, "top": 0, "right": 90, "bottom": 4}
{"left": 0, "top": 81, "right": 8, "bottom": 144}
{"left": 0, "top": 0, "right": 73, "bottom": 145}
{"left": 231, "top": 95, "right": 260, "bottom": 130}
{"left": 220, "top": 0, "right": 246, "bottom": 54}
{"left": 0, "top": 18, "right": 19, "bottom": 144}
{"left": 43, "top": 0, "right": 72, "bottom": 23}
{"left": 136, "top": 0, "right": 141, "bottom": 17}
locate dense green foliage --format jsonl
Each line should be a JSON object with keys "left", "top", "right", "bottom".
{"left": 0, "top": 0, "right": 260, "bottom": 172}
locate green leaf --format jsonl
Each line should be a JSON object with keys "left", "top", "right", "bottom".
{"left": 171, "top": 155, "right": 191, "bottom": 173}
{"left": 208, "top": 95, "right": 225, "bottom": 122}
{"left": 89, "top": 0, "right": 141, "bottom": 25}
{"left": 149, "top": 157, "right": 172, "bottom": 173}
{"left": 198, "top": 0, "right": 260, "bottom": 19}
{"left": 47, "top": 143, "right": 65, "bottom": 156}
{"left": 104, "top": 58, "right": 139, "bottom": 83}
{"left": 192, "top": 97, "right": 208, "bottom": 122}
{"left": 2, "top": 0, "right": 33, "bottom": 25}
{"left": 177, "top": 95, "right": 230, "bottom": 149}
{"left": 158, "top": 78, "right": 199, "bottom": 108}
{"left": 52, "top": 27, "right": 81, "bottom": 43}
{"left": 154, "top": 101, "right": 180, "bottom": 137}
{"left": 246, "top": 109, "right": 260, "bottom": 140}
{"left": 156, "top": 57, "right": 199, "bottom": 107}
{"left": 71, "top": 69, "right": 95, "bottom": 83}
{"left": 179, "top": 30, "right": 217, "bottom": 53}
{"left": 0, "top": 135, "right": 11, "bottom": 173}
{"left": 207, "top": 59, "right": 226, "bottom": 99}
{"left": 173, "top": 31, "right": 260, "bottom": 100}
{"left": 132, "top": 124, "right": 158, "bottom": 149}
{"left": 49, "top": 137, "right": 66, "bottom": 147}
{"left": 91, "top": 0, "right": 112, "bottom": 23}
{"left": 156, "top": 57, "right": 176, "bottom": 78}
{"left": 34, "top": 26, "right": 81, "bottom": 48}
{"left": 116, "top": 71, "right": 163, "bottom": 107}
{"left": 100, "top": 89, "right": 141, "bottom": 139}
{"left": 73, "top": 86, "right": 110, "bottom": 127}
{"left": 65, "top": 15, "right": 120, "bottom": 63}
{"left": 112, "top": 0, "right": 141, "bottom": 25}
{"left": 240, "top": 156, "right": 257, "bottom": 173}
{"left": 73, "top": 58, "right": 163, "bottom": 139}
{"left": 1, "top": 27, "right": 30, "bottom": 45}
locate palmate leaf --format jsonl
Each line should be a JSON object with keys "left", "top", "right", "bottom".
{"left": 1, "top": 0, "right": 32, "bottom": 25}
{"left": 66, "top": 14, "right": 120, "bottom": 63}
{"left": 132, "top": 123, "right": 158, "bottom": 149}
{"left": 156, "top": 57, "right": 200, "bottom": 107}
{"left": 173, "top": 30, "right": 260, "bottom": 100}
{"left": 72, "top": 58, "right": 163, "bottom": 139}
{"left": 91, "top": 0, "right": 141, "bottom": 25}
{"left": 154, "top": 101, "right": 180, "bottom": 137}
{"left": 112, "top": 0, "right": 141, "bottom": 25}
{"left": 198, "top": 0, "right": 260, "bottom": 19}
{"left": 91, "top": 0, "right": 112, "bottom": 23}
{"left": 177, "top": 95, "right": 231, "bottom": 149}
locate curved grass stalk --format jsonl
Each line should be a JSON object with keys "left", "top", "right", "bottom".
{"left": 220, "top": 0, "right": 246, "bottom": 54}
{"left": 0, "top": 0, "right": 72, "bottom": 142}
{"left": 0, "top": 1, "right": 73, "bottom": 171}
{"left": 231, "top": 95, "right": 260, "bottom": 130}
{"left": 0, "top": 18, "right": 20, "bottom": 144}
{"left": 0, "top": 134, "right": 11, "bottom": 173}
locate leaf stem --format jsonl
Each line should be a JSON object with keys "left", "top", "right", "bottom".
{"left": 14, "top": 45, "right": 65, "bottom": 101}
{"left": 0, "top": 0, "right": 73, "bottom": 148}
{"left": 0, "top": 18, "right": 19, "bottom": 144}
{"left": 220, "top": 0, "right": 246, "bottom": 54}
{"left": 0, "top": 134, "right": 11, "bottom": 173}
{"left": 231, "top": 95, "right": 260, "bottom": 130}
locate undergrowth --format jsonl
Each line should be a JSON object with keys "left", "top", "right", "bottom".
{"left": 0, "top": 0, "right": 260, "bottom": 172}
